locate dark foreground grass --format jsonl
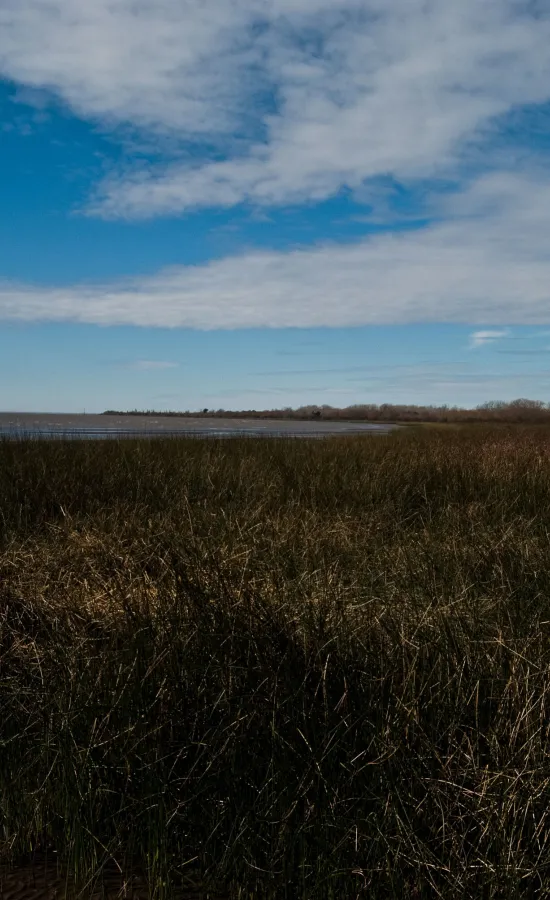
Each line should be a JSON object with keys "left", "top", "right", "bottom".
{"left": 2, "top": 428, "right": 550, "bottom": 898}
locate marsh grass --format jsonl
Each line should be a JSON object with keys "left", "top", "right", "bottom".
{"left": 2, "top": 428, "right": 550, "bottom": 897}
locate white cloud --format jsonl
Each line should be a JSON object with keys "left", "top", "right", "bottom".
{"left": 1, "top": 172, "right": 550, "bottom": 329}
{"left": 469, "top": 330, "right": 510, "bottom": 348}
{"left": 1, "top": 0, "right": 550, "bottom": 217}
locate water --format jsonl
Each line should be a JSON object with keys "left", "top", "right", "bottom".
{"left": 0, "top": 413, "right": 398, "bottom": 440}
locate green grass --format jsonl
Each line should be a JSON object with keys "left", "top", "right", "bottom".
{"left": 2, "top": 427, "right": 550, "bottom": 898}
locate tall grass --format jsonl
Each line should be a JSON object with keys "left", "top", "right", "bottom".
{"left": 2, "top": 427, "right": 550, "bottom": 898}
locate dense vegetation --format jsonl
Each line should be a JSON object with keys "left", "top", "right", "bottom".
{"left": 2, "top": 427, "right": 550, "bottom": 898}
{"left": 104, "top": 396, "right": 550, "bottom": 423}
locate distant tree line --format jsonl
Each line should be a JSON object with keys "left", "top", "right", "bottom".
{"left": 103, "top": 398, "right": 550, "bottom": 424}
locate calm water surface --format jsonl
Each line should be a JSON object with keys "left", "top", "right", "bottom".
{"left": 0, "top": 413, "right": 399, "bottom": 440}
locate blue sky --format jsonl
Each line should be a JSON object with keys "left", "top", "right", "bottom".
{"left": 1, "top": 1, "right": 550, "bottom": 412}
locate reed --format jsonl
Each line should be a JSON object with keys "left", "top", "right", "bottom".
{"left": 1, "top": 427, "right": 550, "bottom": 898}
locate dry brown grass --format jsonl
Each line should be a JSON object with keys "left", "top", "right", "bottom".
{"left": 2, "top": 428, "right": 550, "bottom": 898}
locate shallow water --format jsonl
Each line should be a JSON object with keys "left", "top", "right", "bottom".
{"left": 0, "top": 413, "right": 398, "bottom": 440}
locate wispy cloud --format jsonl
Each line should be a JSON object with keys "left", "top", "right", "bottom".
{"left": 1, "top": 1, "right": 549, "bottom": 219}
{"left": 125, "top": 360, "right": 179, "bottom": 370}
{"left": 343, "top": 362, "right": 550, "bottom": 400}
{"left": 496, "top": 347, "right": 550, "bottom": 355}
{"left": 469, "top": 330, "right": 510, "bottom": 348}
{"left": 200, "top": 364, "right": 550, "bottom": 410}
{"left": 1, "top": 173, "right": 550, "bottom": 328}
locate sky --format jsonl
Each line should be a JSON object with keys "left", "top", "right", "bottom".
{"left": 1, "top": 0, "right": 550, "bottom": 412}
